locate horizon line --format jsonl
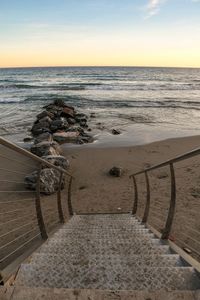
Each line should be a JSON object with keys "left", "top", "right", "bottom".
{"left": 0, "top": 65, "right": 200, "bottom": 69}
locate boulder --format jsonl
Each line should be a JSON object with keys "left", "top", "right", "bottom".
{"left": 80, "top": 121, "right": 88, "bottom": 128}
{"left": 23, "top": 137, "right": 33, "bottom": 143}
{"left": 112, "top": 129, "right": 121, "bottom": 135}
{"left": 67, "top": 117, "right": 76, "bottom": 125}
{"left": 50, "top": 118, "right": 68, "bottom": 132}
{"left": 109, "top": 167, "right": 123, "bottom": 177}
{"left": 31, "top": 122, "right": 51, "bottom": 136}
{"left": 66, "top": 126, "right": 84, "bottom": 134}
{"left": 61, "top": 106, "right": 75, "bottom": 118}
{"left": 54, "top": 99, "right": 66, "bottom": 107}
{"left": 90, "top": 112, "right": 96, "bottom": 118}
{"left": 31, "top": 141, "right": 61, "bottom": 157}
{"left": 44, "top": 104, "right": 63, "bottom": 117}
{"left": 42, "top": 155, "right": 70, "bottom": 170}
{"left": 34, "top": 132, "right": 53, "bottom": 144}
{"left": 25, "top": 168, "right": 64, "bottom": 195}
{"left": 53, "top": 131, "right": 79, "bottom": 143}
{"left": 37, "top": 116, "right": 52, "bottom": 125}
{"left": 36, "top": 110, "right": 54, "bottom": 120}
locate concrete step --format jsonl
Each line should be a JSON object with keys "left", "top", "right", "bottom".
{"left": 16, "top": 263, "right": 200, "bottom": 290}
{"left": 9, "top": 287, "right": 200, "bottom": 300}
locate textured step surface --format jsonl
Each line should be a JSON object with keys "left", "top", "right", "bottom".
{"left": 16, "top": 214, "right": 200, "bottom": 291}
{"left": 9, "top": 287, "right": 200, "bottom": 300}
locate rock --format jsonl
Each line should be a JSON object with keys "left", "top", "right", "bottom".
{"left": 25, "top": 168, "right": 64, "bottom": 195}
{"left": 31, "top": 122, "right": 51, "bottom": 136}
{"left": 42, "top": 155, "right": 70, "bottom": 170}
{"left": 36, "top": 110, "right": 54, "bottom": 120}
{"left": 109, "top": 167, "right": 123, "bottom": 177}
{"left": 112, "top": 129, "right": 121, "bottom": 135}
{"left": 53, "top": 131, "right": 79, "bottom": 143}
{"left": 90, "top": 112, "right": 96, "bottom": 118}
{"left": 80, "top": 121, "right": 87, "bottom": 127}
{"left": 44, "top": 104, "right": 63, "bottom": 117}
{"left": 37, "top": 116, "right": 52, "bottom": 125}
{"left": 78, "top": 133, "right": 93, "bottom": 143}
{"left": 61, "top": 106, "right": 75, "bottom": 118}
{"left": 50, "top": 118, "right": 68, "bottom": 132}
{"left": 76, "top": 135, "right": 93, "bottom": 144}
{"left": 53, "top": 99, "right": 66, "bottom": 107}
{"left": 23, "top": 137, "right": 33, "bottom": 143}
{"left": 31, "top": 141, "right": 61, "bottom": 157}
{"left": 157, "top": 172, "right": 168, "bottom": 179}
{"left": 66, "top": 126, "right": 84, "bottom": 134}
{"left": 88, "top": 128, "right": 92, "bottom": 132}
{"left": 34, "top": 132, "right": 53, "bottom": 144}
{"left": 67, "top": 117, "right": 76, "bottom": 125}
{"left": 75, "top": 113, "right": 88, "bottom": 123}
{"left": 76, "top": 138, "right": 85, "bottom": 145}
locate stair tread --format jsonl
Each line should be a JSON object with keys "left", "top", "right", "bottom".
{"left": 15, "top": 214, "right": 200, "bottom": 291}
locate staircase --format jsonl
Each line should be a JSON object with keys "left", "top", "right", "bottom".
{"left": 12, "top": 213, "right": 200, "bottom": 299}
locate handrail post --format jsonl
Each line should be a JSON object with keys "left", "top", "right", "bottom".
{"left": 35, "top": 164, "right": 48, "bottom": 240}
{"left": 57, "top": 172, "right": 65, "bottom": 223}
{"left": 68, "top": 177, "right": 73, "bottom": 216}
{"left": 142, "top": 171, "right": 150, "bottom": 223}
{"left": 132, "top": 176, "right": 138, "bottom": 215}
{"left": 162, "top": 163, "right": 176, "bottom": 239}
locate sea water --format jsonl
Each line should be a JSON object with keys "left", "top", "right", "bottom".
{"left": 0, "top": 66, "right": 200, "bottom": 146}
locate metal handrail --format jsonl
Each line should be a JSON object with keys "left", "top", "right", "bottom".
{"left": 129, "top": 146, "right": 200, "bottom": 243}
{"left": 129, "top": 146, "right": 200, "bottom": 177}
{"left": 0, "top": 136, "right": 75, "bottom": 282}
{"left": 0, "top": 137, "right": 73, "bottom": 179}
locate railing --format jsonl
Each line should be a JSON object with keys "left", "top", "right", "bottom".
{"left": 130, "top": 147, "right": 200, "bottom": 259}
{"left": 0, "top": 137, "right": 74, "bottom": 283}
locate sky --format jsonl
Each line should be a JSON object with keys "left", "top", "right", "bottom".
{"left": 0, "top": 0, "right": 200, "bottom": 68}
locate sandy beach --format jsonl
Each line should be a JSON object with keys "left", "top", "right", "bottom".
{"left": 1, "top": 134, "right": 200, "bottom": 272}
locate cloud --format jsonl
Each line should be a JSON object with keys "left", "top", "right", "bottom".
{"left": 145, "top": 0, "right": 164, "bottom": 17}
{"left": 145, "top": 0, "right": 200, "bottom": 18}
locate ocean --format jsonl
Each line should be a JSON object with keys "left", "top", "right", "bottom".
{"left": 0, "top": 66, "right": 200, "bottom": 146}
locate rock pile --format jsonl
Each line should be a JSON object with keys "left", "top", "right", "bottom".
{"left": 25, "top": 99, "right": 93, "bottom": 195}
{"left": 30, "top": 99, "right": 93, "bottom": 148}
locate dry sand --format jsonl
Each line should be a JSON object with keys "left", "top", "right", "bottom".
{"left": 0, "top": 134, "right": 200, "bottom": 273}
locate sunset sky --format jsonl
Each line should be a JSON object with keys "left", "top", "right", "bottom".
{"left": 0, "top": 0, "right": 200, "bottom": 68}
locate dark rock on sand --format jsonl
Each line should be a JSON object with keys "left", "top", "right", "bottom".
{"left": 42, "top": 155, "right": 69, "bottom": 170}
{"left": 23, "top": 137, "right": 33, "bottom": 143}
{"left": 31, "top": 141, "right": 61, "bottom": 157}
{"left": 109, "top": 167, "right": 123, "bottom": 177}
{"left": 25, "top": 168, "right": 64, "bottom": 195}
{"left": 112, "top": 129, "right": 121, "bottom": 135}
